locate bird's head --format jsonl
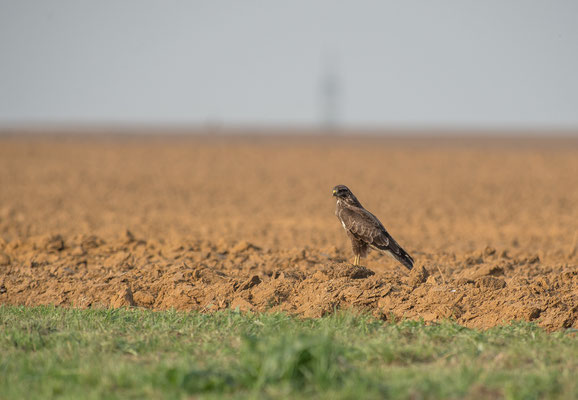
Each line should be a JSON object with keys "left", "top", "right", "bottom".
{"left": 332, "top": 185, "right": 361, "bottom": 206}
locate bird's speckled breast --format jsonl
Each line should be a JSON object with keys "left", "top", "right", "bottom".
{"left": 335, "top": 200, "right": 347, "bottom": 230}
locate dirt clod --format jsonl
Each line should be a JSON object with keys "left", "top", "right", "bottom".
{"left": 45, "top": 235, "right": 65, "bottom": 252}
{"left": 475, "top": 276, "right": 506, "bottom": 290}
{"left": 468, "top": 264, "right": 504, "bottom": 279}
{"left": 325, "top": 263, "right": 375, "bottom": 279}
{"left": 456, "top": 277, "right": 475, "bottom": 286}
{"left": 111, "top": 286, "right": 135, "bottom": 308}
{"left": 133, "top": 291, "right": 155, "bottom": 306}
{"left": 238, "top": 275, "right": 262, "bottom": 291}
{"left": 484, "top": 246, "right": 496, "bottom": 256}
{"left": 0, "top": 252, "right": 10, "bottom": 266}
{"left": 231, "top": 241, "right": 260, "bottom": 254}
{"left": 526, "top": 307, "right": 542, "bottom": 320}
{"left": 230, "top": 298, "right": 253, "bottom": 311}
{"left": 408, "top": 265, "right": 430, "bottom": 287}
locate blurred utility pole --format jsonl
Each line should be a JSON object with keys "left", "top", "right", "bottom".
{"left": 321, "top": 54, "right": 340, "bottom": 132}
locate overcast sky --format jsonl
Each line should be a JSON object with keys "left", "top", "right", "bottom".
{"left": 1, "top": 1, "right": 577, "bottom": 129}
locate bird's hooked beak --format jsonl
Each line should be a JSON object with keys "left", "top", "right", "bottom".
{"left": 332, "top": 189, "right": 337, "bottom": 197}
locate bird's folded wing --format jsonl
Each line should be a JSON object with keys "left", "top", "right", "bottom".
{"left": 339, "top": 207, "right": 390, "bottom": 247}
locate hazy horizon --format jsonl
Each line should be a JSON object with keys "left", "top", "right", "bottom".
{"left": 2, "top": 1, "right": 578, "bottom": 132}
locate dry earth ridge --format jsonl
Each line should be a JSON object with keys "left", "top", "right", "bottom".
{"left": 1, "top": 232, "right": 576, "bottom": 331}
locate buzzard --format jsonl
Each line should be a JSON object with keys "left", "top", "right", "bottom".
{"left": 332, "top": 185, "right": 414, "bottom": 270}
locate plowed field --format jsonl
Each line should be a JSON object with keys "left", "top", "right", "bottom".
{"left": 1, "top": 134, "right": 577, "bottom": 330}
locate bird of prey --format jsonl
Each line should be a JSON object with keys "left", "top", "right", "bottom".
{"left": 332, "top": 185, "right": 414, "bottom": 270}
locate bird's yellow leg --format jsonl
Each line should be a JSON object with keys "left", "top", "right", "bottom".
{"left": 353, "top": 255, "right": 359, "bottom": 266}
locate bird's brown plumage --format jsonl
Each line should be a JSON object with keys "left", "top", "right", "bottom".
{"left": 333, "top": 185, "right": 414, "bottom": 270}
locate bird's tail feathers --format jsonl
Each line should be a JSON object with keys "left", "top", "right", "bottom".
{"left": 385, "top": 246, "right": 414, "bottom": 271}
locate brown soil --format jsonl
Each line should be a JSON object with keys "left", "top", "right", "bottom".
{"left": 1, "top": 134, "right": 577, "bottom": 330}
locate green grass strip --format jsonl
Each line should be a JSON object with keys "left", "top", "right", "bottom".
{"left": 1, "top": 305, "right": 576, "bottom": 399}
